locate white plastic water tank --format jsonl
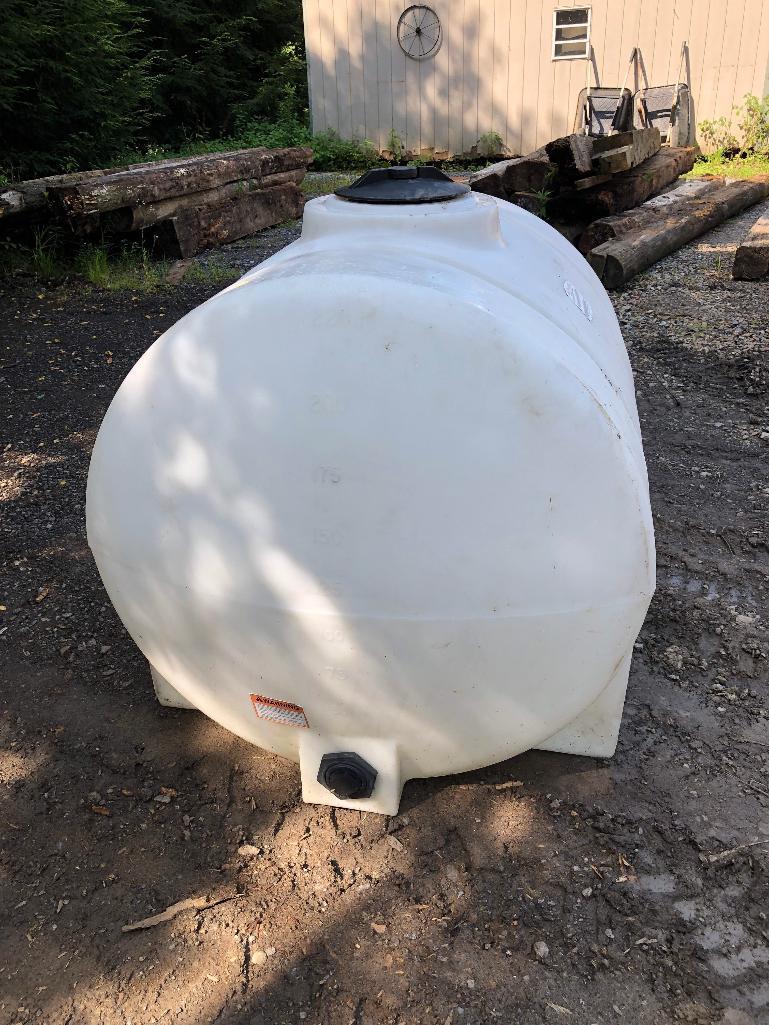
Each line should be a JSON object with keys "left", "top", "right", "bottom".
{"left": 87, "top": 167, "right": 655, "bottom": 815}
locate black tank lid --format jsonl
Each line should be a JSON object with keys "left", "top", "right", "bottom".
{"left": 335, "top": 165, "right": 470, "bottom": 205}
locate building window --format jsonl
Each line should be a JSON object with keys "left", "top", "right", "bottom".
{"left": 552, "top": 8, "right": 591, "bottom": 60}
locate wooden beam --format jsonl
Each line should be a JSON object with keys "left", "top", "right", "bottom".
{"left": 153, "top": 184, "right": 305, "bottom": 259}
{"left": 732, "top": 212, "right": 769, "bottom": 280}
{"left": 592, "top": 128, "right": 661, "bottom": 174}
{"left": 50, "top": 147, "right": 313, "bottom": 217}
{"left": 469, "top": 149, "right": 553, "bottom": 199}
{"left": 588, "top": 177, "right": 769, "bottom": 288}
{"left": 0, "top": 169, "right": 109, "bottom": 222}
{"left": 590, "top": 130, "right": 637, "bottom": 154}
{"left": 579, "top": 176, "right": 726, "bottom": 253}
{"left": 104, "top": 170, "right": 306, "bottom": 233}
{"left": 547, "top": 147, "right": 697, "bottom": 222}
{"left": 545, "top": 134, "right": 594, "bottom": 176}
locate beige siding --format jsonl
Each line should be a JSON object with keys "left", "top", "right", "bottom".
{"left": 302, "top": 0, "right": 769, "bottom": 156}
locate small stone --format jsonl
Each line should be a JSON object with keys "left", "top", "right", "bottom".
{"left": 582, "top": 887, "right": 593, "bottom": 898}
{"left": 387, "top": 834, "right": 405, "bottom": 852}
{"left": 237, "top": 844, "right": 261, "bottom": 857}
{"left": 466, "top": 979, "right": 475, "bottom": 989}
{"left": 265, "top": 946, "right": 276, "bottom": 956}
{"left": 153, "top": 793, "right": 171, "bottom": 804}
{"left": 166, "top": 258, "right": 195, "bottom": 285}
{"left": 252, "top": 950, "right": 268, "bottom": 967}
{"left": 533, "top": 940, "right": 549, "bottom": 960}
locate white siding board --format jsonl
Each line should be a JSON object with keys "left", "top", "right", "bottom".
{"left": 303, "top": 0, "right": 326, "bottom": 133}
{"left": 361, "top": 1, "right": 380, "bottom": 143}
{"left": 447, "top": 0, "right": 465, "bottom": 155}
{"left": 535, "top": 1, "right": 555, "bottom": 145}
{"left": 753, "top": 0, "right": 769, "bottom": 98}
{"left": 491, "top": 0, "right": 511, "bottom": 148}
{"left": 731, "top": 0, "right": 759, "bottom": 118}
{"left": 390, "top": 0, "right": 408, "bottom": 152}
{"left": 506, "top": 0, "right": 527, "bottom": 153}
{"left": 477, "top": 0, "right": 496, "bottom": 144}
{"left": 347, "top": 0, "right": 366, "bottom": 140}
{"left": 318, "top": 1, "right": 339, "bottom": 132}
{"left": 699, "top": 0, "right": 729, "bottom": 129}
{"left": 432, "top": 0, "right": 451, "bottom": 154}
{"left": 375, "top": 2, "right": 394, "bottom": 150}
{"left": 460, "top": 0, "right": 481, "bottom": 152}
{"left": 520, "top": 0, "right": 543, "bottom": 153}
{"left": 714, "top": 0, "right": 746, "bottom": 119}
{"left": 334, "top": 0, "right": 354, "bottom": 140}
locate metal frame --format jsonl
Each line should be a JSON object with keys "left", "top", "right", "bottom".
{"left": 552, "top": 6, "right": 592, "bottom": 61}
{"left": 397, "top": 5, "right": 443, "bottom": 61}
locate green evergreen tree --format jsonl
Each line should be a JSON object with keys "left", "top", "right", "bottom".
{"left": 141, "top": 0, "right": 306, "bottom": 145}
{"left": 0, "top": 0, "right": 307, "bottom": 180}
{"left": 0, "top": 0, "right": 154, "bottom": 178}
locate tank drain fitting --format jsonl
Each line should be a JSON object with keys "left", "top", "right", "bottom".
{"left": 317, "top": 752, "right": 378, "bottom": 800}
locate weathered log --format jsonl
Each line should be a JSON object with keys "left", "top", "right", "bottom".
{"left": 732, "top": 212, "right": 769, "bottom": 280}
{"left": 548, "top": 147, "right": 697, "bottom": 221}
{"left": 153, "top": 183, "right": 305, "bottom": 258}
{"left": 574, "top": 173, "right": 613, "bottom": 191}
{"left": 103, "top": 169, "right": 306, "bottom": 234}
{"left": 468, "top": 148, "right": 553, "bottom": 199}
{"left": 591, "top": 130, "right": 637, "bottom": 154}
{"left": 545, "top": 133, "right": 594, "bottom": 176}
{"left": 592, "top": 128, "right": 661, "bottom": 174}
{"left": 579, "top": 176, "right": 726, "bottom": 253}
{"left": 588, "top": 177, "right": 769, "bottom": 288}
{"left": 50, "top": 147, "right": 312, "bottom": 217}
{"left": 0, "top": 169, "right": 109, "bottom": 222}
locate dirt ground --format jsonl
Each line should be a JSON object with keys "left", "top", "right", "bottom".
{"left": 2, "top": 202, "right": 769, "bottom": 1025}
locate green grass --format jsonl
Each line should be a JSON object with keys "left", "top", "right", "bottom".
{"left": 0, "top": 234, "right": 239, "bottom": 292}
{"left": 125, "top": 122, "right": 386, "bottom": 174}
{"left": 684, "top": 151, "right": 769, "bottom": 180}
{"left": 301, "top": 172, "right": 357, "bottom": 198}
{"left": 77, "top": 243, "right": 167, "bottom": 291}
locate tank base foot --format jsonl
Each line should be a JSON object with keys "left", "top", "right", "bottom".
{"left": 536, "top": 650, "right": 632, "bottom": 759}
{"left": 150, "top": 665, "right": 197, "bottom": 710}
{"left": 299, "top": 732, "right": 402, "bottom": 816}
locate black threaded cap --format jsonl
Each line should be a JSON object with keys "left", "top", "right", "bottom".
{"left": 317, "top": 752, "right": 377, "bottom": 800}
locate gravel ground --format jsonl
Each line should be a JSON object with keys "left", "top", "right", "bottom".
{"left": 1, "top": 200, "right": 769, "bottom": 1025}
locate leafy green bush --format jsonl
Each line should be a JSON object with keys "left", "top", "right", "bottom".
{"left": 699, "top": 116, "right": 738, "bottom": 152}
{"left": 122, "top": 83, "right": 385, "bottom": 173}
{"left": 736, "top": 93, "right": 769, "bottom": 153}
{"left": 699, "top": 94, "right": 769, "bottom": 154}
{"left": 476, "top": 131, "right": 505, "bottom": 157}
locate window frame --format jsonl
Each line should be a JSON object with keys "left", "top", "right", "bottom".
{"left": 551, "top": 7, "right": 592, "bottom": 61}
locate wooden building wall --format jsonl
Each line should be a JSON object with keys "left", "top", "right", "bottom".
{"left": 302, "top": 0, "right": 769, "bottom": 156}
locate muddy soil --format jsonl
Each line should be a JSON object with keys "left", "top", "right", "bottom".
{"left": 1, "top": 207, "right": 769, "bottom": 1025}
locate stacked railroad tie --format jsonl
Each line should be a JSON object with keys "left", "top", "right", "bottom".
{"left": 0, "top": 147, "right": 312, "bottom": 258}
{"left": 470, "top": 129, "right": 769, "bottom": 286}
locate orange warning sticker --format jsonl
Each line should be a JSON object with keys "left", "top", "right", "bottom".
{"left": 250, "top": 694, "right": 309, "bottom": 729}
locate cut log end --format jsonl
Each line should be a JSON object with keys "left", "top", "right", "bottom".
{"left": 732, "top": 212, "right": 769, "bottom": 280}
